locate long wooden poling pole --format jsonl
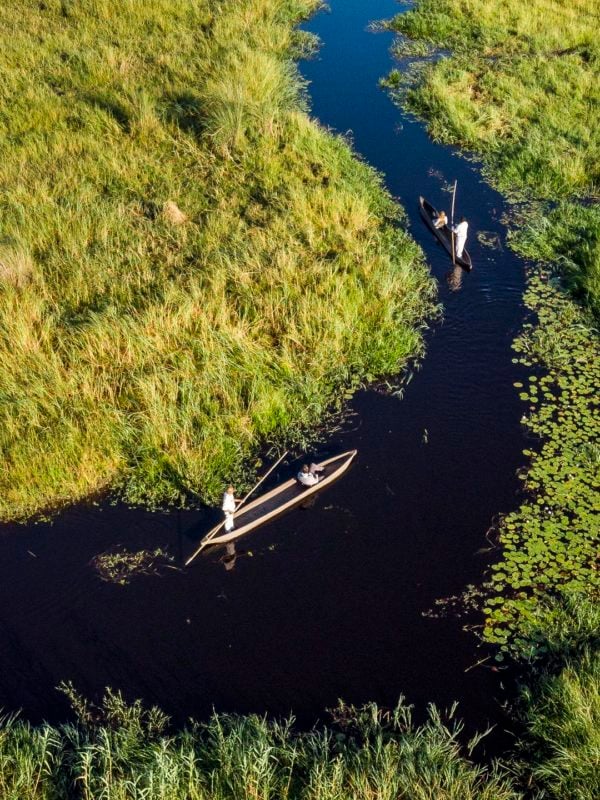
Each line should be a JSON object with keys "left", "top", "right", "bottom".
{"left": 451, "top": 179, "right": 457, "bottom": 266}
{"left": 236, "top": 450, "right": 289, "bottom": 512}
{"left": 185, "top": 450, "right": 289, "bottom": 566}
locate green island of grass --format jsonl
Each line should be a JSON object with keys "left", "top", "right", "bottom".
{"left": 0, "top": 0, "right": 434, "bottom": 521}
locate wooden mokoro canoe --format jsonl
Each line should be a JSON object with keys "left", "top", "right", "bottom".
{"left": 185, "top": 450, "right": 357, "bottom": 563}
{"left": 419, "top": 196, "right": 473, "bottom": 271}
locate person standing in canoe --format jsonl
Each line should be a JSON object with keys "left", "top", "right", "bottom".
{"left": 452, "top": 216, "right": 469, "bottom": 259}
{"left": 434, "top": 209, "right": 448, "bottom": 229}
{"left": 222, "top": 485, "right": 239, "bottom": 532}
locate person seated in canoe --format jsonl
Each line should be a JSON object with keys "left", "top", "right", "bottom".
{"left": 222, "top": 485, "right": 240, "bottom": 532}
{"left": 451, "top": 216, "right": 469, "bottom": 259}
{"left": 297, "top": 463, "right": 324, "bottom": 487}
{"left": 434, "top": 209, "right": 448, "bottom": 229}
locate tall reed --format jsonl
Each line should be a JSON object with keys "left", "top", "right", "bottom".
{"left": 0, "top": 695, "right": 518, "bottom": 800}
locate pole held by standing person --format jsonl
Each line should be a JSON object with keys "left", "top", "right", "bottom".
{"left": 185, "top": 450, "right": 289, "bottom": 565}
{"left": 451, "top": 179, "right": 457, "bottom": 265}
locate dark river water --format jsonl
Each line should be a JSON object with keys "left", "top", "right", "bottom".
{"left": 0, "top": 0, "right": 528, "bottom": 746}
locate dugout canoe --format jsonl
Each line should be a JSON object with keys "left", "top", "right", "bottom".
{"left": 185, "top": 450, "right": 357, "bottom": 563}
{"left": 419, "top": 196, "right": 473, "bottom": 271}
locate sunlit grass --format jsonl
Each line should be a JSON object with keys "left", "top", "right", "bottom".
{"left": 392, "top": 0, "right": 599, "bottom": 196}
{"left": 0, "top": 0, "right": 434, "bottom": 519}
{"left": 517, "top": 596, "right": 600, "bottom": 800}
{"left": 0, "top": 692, "right": 518, "bottom": 800}
{"left": 389, "top": 0, "right": 600, "bottom": 313}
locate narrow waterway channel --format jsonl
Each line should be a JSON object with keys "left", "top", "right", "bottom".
{"left": 0, "top": 0, "right": 528, "bottom": 743}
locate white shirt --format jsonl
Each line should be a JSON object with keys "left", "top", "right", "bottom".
{"left": 222, "top": 491, "right": 236, "bottom": 514}
{"left": 297, "top": 471, "right": 319, "bottom": 487}
{"left": 453, "top": 220, "right": 469, "bottom": 240}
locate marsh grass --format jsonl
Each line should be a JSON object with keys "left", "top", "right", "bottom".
{"left": 386, "top": 0, "right": 600, "bottom": 648}
{"left": 0, "top": 693, "right": 519, "bottom": 800}
{"left": 391, "top": 0, "right": 600, "bottom": 197}
{"left": 0, "top": 0, "right": 434, "bottom": 520}
{"left": 523, "top": 648, "right": 600, "bottom": 800}
{"left": 512, "top": 202, "right": 600, "bottom": 317}
{"left": 389, "top": 0, "right": 600, "bottom": 315}
{"left": 2, "top": 630, "right": 598, "bottom": 800}
{"left": 515, "top": 597, "right": 600, "bottom": 800}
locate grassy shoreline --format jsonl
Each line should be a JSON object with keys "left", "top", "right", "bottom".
{"left": 0, "top": 699, "right": 519, "bottom": 800}
{"left": 386, "top": 0, "right": 599, "bottom": 643}
{"left": 0, "top": 0, "right": 434, "bottom": 521}
{"left": 383, "top": 8, "right": 599, "bottom": 794}
{"left": 388, "top": 0, "right": 600, "bottom": 313}
{"left": 1, "top": 598, "right": 597, "bottom": 799}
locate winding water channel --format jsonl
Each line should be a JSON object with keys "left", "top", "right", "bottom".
{"left": 0, "top": 0, "right": 529, "bottom": 741}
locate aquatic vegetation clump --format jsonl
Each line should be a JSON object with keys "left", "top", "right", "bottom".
{"left": 484, "top": 277, "right": 599, "bottom": 648}
{"left": 91, "top": 546, "right": 173, "bottom": 585}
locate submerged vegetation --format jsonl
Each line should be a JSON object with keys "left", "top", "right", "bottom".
{"left": 91, "top": 546, "right": 174, "bottom": 585}
{"left": 0, "top": 0, "right": 433, "bottom": 521}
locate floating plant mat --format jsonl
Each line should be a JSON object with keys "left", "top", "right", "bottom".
{"left": 483, "top": 276, "right": 600, "bottom": 654}
{"left": 477, "top": 231, "right": 503, "bottom": 251}
{"left": 91, "top": 547, "right": 175, "bottom": 585}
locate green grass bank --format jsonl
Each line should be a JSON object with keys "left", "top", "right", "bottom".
{"left": 0, "top": 0, "right": 434, "bottom": 520}
{"left": 388, "top": 0, "right": 600, "bottom": 312}
{"left": 0, "top": 693, "right": 518, "bottom": 800}
{"left": 385, "top": 0, "right": 599, "bottom": 643}
{"left": 1, "top": 597, "right": 597, "bottom": 799}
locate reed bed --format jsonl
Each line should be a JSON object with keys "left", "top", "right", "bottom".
{"left": 0, "top": 0, "right": 434, "bottom": 520}
{"left": 2, "top": 601, "right": 597, "bottom": 799}
{"left": 516, "top": 596, "right": 600, "bottom": 800}
{"left": 0, "top": 695, "right": 518, "bottom": 800}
